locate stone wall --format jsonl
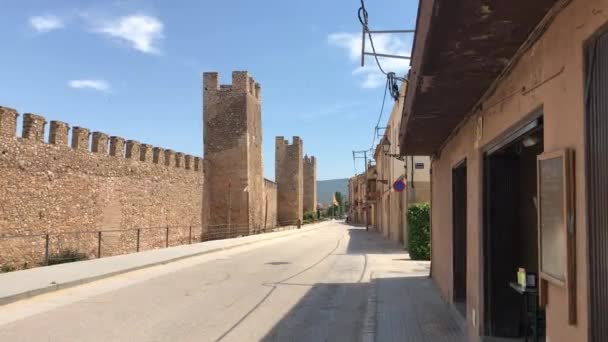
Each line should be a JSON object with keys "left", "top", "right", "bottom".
{"left": 203, "top": 71, "right": 264, "bottom": 236}
{"left": 0, "top": 106, "right": 203, "bottom": 269}
{"left": 275, "top": 136, "right": 303, "bottom": 225}
{"left": 263, "top": 178, "right": 278, "bottom": 229}
{"left": 303, "top": 155, "right": 317, "bottom": 213}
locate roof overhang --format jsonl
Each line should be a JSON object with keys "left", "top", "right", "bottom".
{"left": 399, "top": 0, "right": 560, "bottom": 156}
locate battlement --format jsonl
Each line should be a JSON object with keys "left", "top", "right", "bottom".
{"left": 275, "top": 136, "right": 303, "bottom": 149}
{"left": 303, "top": 154, "right": 316, "bottom": 166}
{"left": 0, "top": 106, "right": 202, "bottom": 172}
{"left": 203, "top": 71, "right": 261, "bottom": 99}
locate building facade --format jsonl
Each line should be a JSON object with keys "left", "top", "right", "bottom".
{"left": 401, "top": 1, "right": 607, "bottom": 341}
{"left": 372, "top": 83, "right": 431, "bottom": 245}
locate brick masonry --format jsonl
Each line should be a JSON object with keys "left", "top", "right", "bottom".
{"left": 0, "top": 106, "right": 203, "bottom": 269}
{"left": 275, "top": 136, "right": 303, "bottom": 224}
{"left": 303, "top": 155, "right": 317, "bottom": 213}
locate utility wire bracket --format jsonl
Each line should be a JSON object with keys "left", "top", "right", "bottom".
{"left": 361, "top": 29, "right": 414, "bottom": 67}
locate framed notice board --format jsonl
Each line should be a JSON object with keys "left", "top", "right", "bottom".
{"left": 537, "top": 149, "right": 576, "bottom": 324}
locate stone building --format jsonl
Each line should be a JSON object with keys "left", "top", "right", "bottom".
{"left": 302, "top": 155, "right": 317, "bottom": 213}
{"left": 203, "top": 71, "right": 265, "bottom": 235}
{"left": 275, "top": 136, "right": 303, "bottom": 225}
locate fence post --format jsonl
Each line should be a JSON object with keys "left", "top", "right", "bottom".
{"left": 166, "top": 226, "right": 169, "bottom": 248}
{"left": 97, "top": 231, "right": 102, "bottom": 258}
{"left": 136, "top": 229, "right": 141, "bottom": 252}
{"left": 297, "top": 219, "right": 301, "bottom": 229}
{"left": 44, "top": 234, "right": 50, "bottom": 265}
{"left": 189, "top": 226, "right": 192, "bottom": 244}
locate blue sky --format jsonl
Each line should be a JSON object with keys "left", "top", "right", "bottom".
{"left": 0, "top": 0, "right": 418, "bottom": 180}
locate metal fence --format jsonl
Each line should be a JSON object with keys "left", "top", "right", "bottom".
{"left": 0, "top": 220, "right": 302, "bottom": 271}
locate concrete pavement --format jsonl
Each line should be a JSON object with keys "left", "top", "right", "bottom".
{"left": 0, "top": 221, "right": 466, "bottom": 341}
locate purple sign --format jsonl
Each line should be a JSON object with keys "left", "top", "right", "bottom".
{"left": 393, "top": 179, "right": 406, "bottom": 192}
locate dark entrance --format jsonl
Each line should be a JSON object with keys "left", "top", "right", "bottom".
{"left": 483, "top": 118, "right": 544, "bottom": 338}
{"left": 585, "top": 28, "right": 608, "bottom": 342}
{"left": 452, "top": 160, "right": 467, "bottom": 318}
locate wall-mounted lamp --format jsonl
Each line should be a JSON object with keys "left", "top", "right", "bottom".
{"left": 381, "top": 138, "right": 405, "bottom": 161}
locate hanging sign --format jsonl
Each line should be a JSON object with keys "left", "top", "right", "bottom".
{"left": 393, "top": 179, "right": 406, "bottom": 192}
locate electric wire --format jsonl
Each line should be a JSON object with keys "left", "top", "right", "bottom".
{"left": 358, "top": 0, "right": 408, "bottom": 101}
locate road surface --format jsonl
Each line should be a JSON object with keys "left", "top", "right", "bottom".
{"left": 0, "top": 221, "right": 428, "bottom": 342}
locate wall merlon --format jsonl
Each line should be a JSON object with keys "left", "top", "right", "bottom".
{"left": 110, "top": 136, "right": 125, "bottom": 158}
{"left": 194, "top": 157, "right": 202, "bottom": 171}
{"left": 71, "top": 126, "right": 90, "bottom": 151}
{"left": 125, "top": 140, "right": 141, "bottom": 160}
{"left": 140, "top": 144, "right": 153, "bottom": 162}
{"left": 91, "top": 132, "right": 109, "bottom": 154}
{"left": 175, "top": 152, "right": 184, "bottom": 168}
{"left": 232, "top": 71, "right": 250, "bottom": 92}
{"left": 184, "top": 155, "right": 193, "bottom": 169}
{"left": 0, "top": 106, "right": 18, "bottom": 138}
{"left": 153, "top": 147, "right": 165, "bottom": 165}
{"left": 255, "top": 83, "right": 261, "bottom": 99}
{"left": 164, "top": 149, "right": 176, "bottom": 166}
{"left": 203, "top": 72, "right": 219, "bottom": 91}
{"left": 50, "top": 121, "right": 70, "bottom": 146}
{"left": 22, "top": 113, "right": 47, "bottom": 142}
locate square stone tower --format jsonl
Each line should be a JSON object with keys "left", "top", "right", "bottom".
{"left": 303, "top": 155, "right": 317, "bottom": 213}
{"left": 275, "top": 136, "right": 303, "bottom": 225}
{"left": 203, "top": 71, "right": 264, "bottom": 235}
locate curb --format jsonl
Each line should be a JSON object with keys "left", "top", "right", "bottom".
{"left": 0, "top": 223, "right": 327, "bottom": 306}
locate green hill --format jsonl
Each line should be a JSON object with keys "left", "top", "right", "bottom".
{"left": 317, "top": 178, "right": 349, "bottom": 205}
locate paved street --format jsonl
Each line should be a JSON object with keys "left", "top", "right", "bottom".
{"left": 0, "top": 221, "right": 463, "bottom": 342}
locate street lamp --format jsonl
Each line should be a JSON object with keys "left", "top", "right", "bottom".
{"left": 381, "top": 138, "right": 405, "bottom": 161}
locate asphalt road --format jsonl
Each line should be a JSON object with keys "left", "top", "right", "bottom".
{"left": 0, "top": 221, "right": 412, "bottom": 342}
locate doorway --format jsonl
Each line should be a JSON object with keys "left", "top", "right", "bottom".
{"left": 483, "top": 118, "right": 544, "bottom": 338}
{"left": 452, "top": 160, "right": 467, "bottom": 318}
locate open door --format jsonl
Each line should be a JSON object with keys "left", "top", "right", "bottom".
{"left": 452, "top": 161, "right": 467, "bottom": 317}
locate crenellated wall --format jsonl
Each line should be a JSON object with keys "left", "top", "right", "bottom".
{"left": 0, "top": 106, "right": 203, "bottom": 268}
{"left": 275, "top": 136, "right": 303, "bottom": 224}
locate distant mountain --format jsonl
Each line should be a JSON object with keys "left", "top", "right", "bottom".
{"left": 317, "top": 178, "right": 349, "bottom": 205}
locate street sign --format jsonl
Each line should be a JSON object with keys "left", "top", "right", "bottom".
{"left": 393, "top": 179, "right": 406, "bottom": 192}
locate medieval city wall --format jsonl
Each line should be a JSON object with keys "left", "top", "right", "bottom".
{"left": 0, "top": 107, "right": 203, "bottom": 269}
{"left": 263, "top": 178, "right": 278, "bottom": 229}
{"left": 203, "top": 71, "right": 265, "bottom": 235}
{"left": 303, "top": 155, "right": 317, "bottom": 213}
{"left": 275, "top": 136, "right": 303, "bottom": 225}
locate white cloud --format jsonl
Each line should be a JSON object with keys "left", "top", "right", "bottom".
{"left": 29, "top": 15, "right": 64, "bottom": 33}
{"left": 68, "top": 79, "right": 111, "bottom": 92}
{"left": 328, "top": 32, "right": 411, "bottom": 89}
{"left": 93, "top": 15, "right": 163, "bottom": 54}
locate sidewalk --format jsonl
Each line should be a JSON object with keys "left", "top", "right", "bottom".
{"left": 0, "top": 221, "right": 331, "bottom": 306}
{"left": 373, "top": 273, "right": 468, "bottom": 342}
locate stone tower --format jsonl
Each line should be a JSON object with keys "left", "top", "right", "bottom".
{"left": 303, "top": 155, "right": 317, "bottom": 213}
{"left": 275, "top": 136, "right": 303, "bottom": 224}
{"left": 203, "top": 71, "right": 264, "bottom": 235}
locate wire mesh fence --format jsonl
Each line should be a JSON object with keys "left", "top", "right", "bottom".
{"left": 0, "top": 220, "right": 302, "bottom": 272}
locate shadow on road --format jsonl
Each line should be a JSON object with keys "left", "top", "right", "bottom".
{"left": 345, "top": 228, "right": 405, "bottom": 255}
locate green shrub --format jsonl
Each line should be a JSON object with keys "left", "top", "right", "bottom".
{"left": 47, "top": 249, "right": 89, "bottom": 266}
{"left": 303, "top": 211, "right": 317, "bottom": 222}
{"left": 1, "top": 264, "right": 16, "bottom": 273}
{"left": 407, "top": 203, "right": 431, "bottom": 260}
